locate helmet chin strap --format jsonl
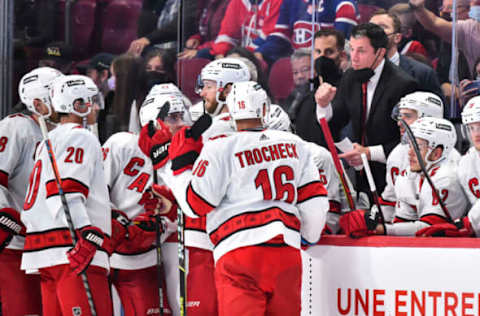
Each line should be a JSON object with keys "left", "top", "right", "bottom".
{"left": 423, "top": 146, "right": 444, "bottom": 171}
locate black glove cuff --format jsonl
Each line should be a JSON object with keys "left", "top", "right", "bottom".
{"left": 171, "top": 151, "right": 200, "bottom": 171}
{"left": 151, "top": 142, "right": 170, "bottom": 166}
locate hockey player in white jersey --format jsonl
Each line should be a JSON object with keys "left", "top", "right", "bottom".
{"left": 265, "top": 104, "right": 343, "bottom": 233}
{"left": 380, "top": 92, "right": 459, "bottom": 223}
{"left": 103, "top": 92, "right": 186, "bottom": 315}
{"left": 167, "top": 81, "right": 329, "bottom": 316}
{"left": 0, "top": 67, "right": 63, "bottom": 316}
{"left": 21, "top": 74, "right": 113, "bottom": 316}
{"left": 189, "top": 57, "right": 250, "bottom": 122}
{"left": 341, "top": 117, "right": 468, "bottom": 237}
{"left": 417, "top": 96, "right": 480, "bottom": 237}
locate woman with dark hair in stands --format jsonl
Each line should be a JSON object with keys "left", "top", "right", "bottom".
{"left": 178, "top": 0, "right": 232, "bottom": 60}
{"left": 144, "top": 48, "right": 177, "bottom": 83}
{"left": 109, "top": 54, "right": 149, "bottom": 133}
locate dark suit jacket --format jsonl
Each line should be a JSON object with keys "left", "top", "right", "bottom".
{"left": 398, "top": 55, "right": 445, "bottom": 114}
{"left": 329, "top": 59, "right": 418, "bottom": 194}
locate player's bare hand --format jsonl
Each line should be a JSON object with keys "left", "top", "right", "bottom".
{"left": 151, "top": 186, "right": 173, "bottom": 215}
{"left": 315, "top": 82, "right": 337, "bottom": 108}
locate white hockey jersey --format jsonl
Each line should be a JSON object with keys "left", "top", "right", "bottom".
{"left": 171, "top": 129, "right": 329, "bottom": 262}
{"left": 385, "top": 159, "right": 468, "bottom": 236}
{"left": 157, "top": 113, "right": 236, "bottom": 251}
{"left": 0, "top": 114, "right": 41, "bottom": 250}
{"left": 103, "top": 132, "right": 160, "bottom": 270}
{"left": 382, "top": 143, "right": 461, "bottom": 222}
{"left": 21, "top": 123, "right": 111, "bottom": 272}
{"left": 457, "top": 147, "right": 480, "bottom": 204}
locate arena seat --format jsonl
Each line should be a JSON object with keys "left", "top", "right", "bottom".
{"left": 175, "top": 58, "right": 211, "bottom": 104}
{"left": 268, "top": 57, "right": 294, "bottom": 103}
{"left": 100, "top": 0, "right": 142, "bottom": 54}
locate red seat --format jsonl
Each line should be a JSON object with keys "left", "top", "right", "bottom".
{"left": 268, "top": 57, "right": 294, "bottom": 103}
{"left": 55, "top": 0, "right": 97, "bottom": 59}
{"left": 100, "top": 0, "right": 142, "bottom": 54}
{"left": 357, "top": 4, "right": 381, "bottom": 24}
{"left": 176, "top": 58, "right": 212, "bottom": 104}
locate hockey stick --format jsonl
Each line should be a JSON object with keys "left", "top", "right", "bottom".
{"left": 319, "top": 117, "right": 356, "bottom": 211}
{"left": 152, "top": 171, "right": 165, "bottom": 316}
{"left": 360, "top": 153, "right": 385, "bottom": 223}
{"left": 399, "top": 119, "right": 453, "bottom": 223}
{"left": 177, "top": 205, "right": 187, "bottom": 316}
{"left": 37, "top": 115, "right": 97, "bottom": 316}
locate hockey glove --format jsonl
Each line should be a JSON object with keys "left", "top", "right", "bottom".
{"left": 67, "top": 226, "right": 108, "bottom": 275}
{"left": 0, "top": 208, "right": 26, "bottom": 252}
{"left": 115, "top": 212, "right": 165, "bottom": 254}
{"left": 138, "top": 119, "right": 172, "bottom": 170}
{"left": 169, "top": 114, "right": 212, "bottom": 175}
{"left": 416, "top": 217, "right": 475, "bottom": 237}
{"left": 111, "top": 210, "right": 130, "bottom": 252}
{"left": 339, "top": 209, "right": 382, "bottom": 238}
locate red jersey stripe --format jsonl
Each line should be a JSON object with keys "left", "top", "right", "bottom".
{"left": 297, "top": 181, "right": 327, "bottom": 203}
{"left": 186, "top": 184, "right": 215, "bottom": 217}
{"left": 45, "top": 178, "right": 89, "bottom": 199}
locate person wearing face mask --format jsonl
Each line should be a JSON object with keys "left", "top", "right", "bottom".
{"left": 293, "top": 29, "right": 346, "bottom": 144}
{"left": 315, "top": 23, "right": 418, "bottom": 197}
{"left": 409, "top": 0, "right": 480, "bottom": 76}
{"left": 369, "top": 11, "right": 444, "bottom": 110}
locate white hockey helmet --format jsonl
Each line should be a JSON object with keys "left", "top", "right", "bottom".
{"left": 226, "top": 81, "right": 269, "bottom": 125}
{"left": 49, "top": 75, "right": 99, "bottom": 117}
{"left": 139, "top": 93, "right": 188, "bottom": 127}
{"left": 409, "top": 117, "right": 456, "bottom": 169}
{"left": 18, "top": 67, "right": 64, "bottom": 117}
{"left": 148, "top": 83, "right": 192, "bottom": 108}
{"left": 462, "top": 96, "right": 480, "bottom": 125}
{"left": 393, "top": 91, "right": 444, "bottom": 120}
{"left": 265, "top": 104, "right": 292, "bottom": 132}
{"left": 198, "top": 58, "right": 251, "bottom": 92}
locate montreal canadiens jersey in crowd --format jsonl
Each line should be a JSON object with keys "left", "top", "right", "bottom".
{"left": 0, "top": 114, "right": 42, "bottom": 250}
{"left": 385, "top": 159, "right": 468, "bottom": 236}
{"left": 174, "top": 129, "right": 329, "bottom": 262}
{"left": 210, "top": 0, "right": 289, "bottom": 62}
{"left": 269, "top": 0, "right": 358, "bottom": 51}
{"left": 21, "top": 123, "right": 111, "bottom": 272}
{"left": 457, "top": 146, "right": 480, "bottom": 204}
{"left": 103, "top": 132, "right": 158, "bottom": 270}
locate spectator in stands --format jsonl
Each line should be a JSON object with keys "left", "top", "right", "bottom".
{"left": 84, "top": 53, "right": 115, "bottom": 97}
{"left": 81, "top": 53, "right": 116, "bottom": 144}
{"left": 39, "top": 41, "right": 73, "bottom": 74}
{"left": 109, "top": 55, "right": 149, "bottom": 134}
{"left": 196, "top": 0, "right": 288, "bottom": 65}
{"left": 434, "top": 0, "right": 471, "bottom": 112}
{"left": 388, "top": 4, "right": 429, "bottom": 58}
{"left": 369, "top": 11, "right": 444, "bottom": 106}
{"left": 144, "top": 48, "right": 177, "bottom": 84}
{"left": 128, "top": 0, "right": 197, "bottom": 56}
{"left": 14, "top": 0, "right": 55, "bottom": 48}
{"left": 294, "top": 29, "right": 346, "bottom": 142}
{"left": 280, "top": 48, "right": 311, "bottom": 112}
{"left": 178, "top": 0, "right": 232, "bottom": 60}
{"left": 409, "top": 0, "right": 480, "bottom": 75}
{"left": 267, "top": 0, "right": 358, "bottom": 59}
